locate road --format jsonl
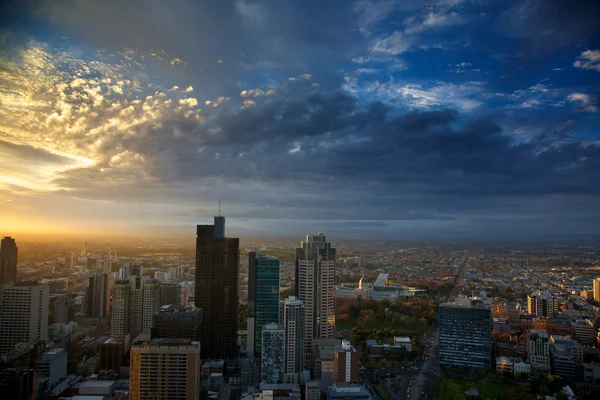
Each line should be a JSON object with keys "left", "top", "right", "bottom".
{"left": 407, "top": 258, "right": 468, "bottom": 400}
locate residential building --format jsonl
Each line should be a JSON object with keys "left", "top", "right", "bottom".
{"left": 0, "top": 236, "right": 18, "bottom": 288}
{"left": 130, "top": 338, "right": 201, "bottom": 400}
{"left": 283, "top": 296, "right": 305, "bottom": 383}
{"left": 295, "top": 233, "right": 336, "bottom": 368}
{"left": 151, "top": 304, "right": 203, "bottom": 340}
{"left": 261, "top": 323, "right": 285, "bottom": 384}
{"left": 527, "top": 291, "right": 559, "bottom": 318}
{"left": 85, "top": 271, "right": 110, "bottom": 318}
{"left": 195, "top": 216, "right": 239, "bottom": 360}
{"left": 111, "top": 279, "right": 130, "bottom": 337}
{"left": 439, "top": 295, "right": 492, "bottom": 368}
{"left": 142, "top": 279, "right": 160, "bottom": 332}
{"left": 0, "top": 283, "right": 49, "bottom": 355}
{"left": 247, "top": 252, "right": 281, "bottom": 357}
{"left": 333, "top": 340, "right": 359, "bottom": 383}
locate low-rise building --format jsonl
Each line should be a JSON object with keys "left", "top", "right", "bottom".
{"left": 327, "top": 382, "right": 372, "bottom": 400}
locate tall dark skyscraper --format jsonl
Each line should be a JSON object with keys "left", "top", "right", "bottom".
{"left": 195, "top": 216, "right": 239, "bottom": 360}
{"left": 0, "top": 236, "right": 18, "bottom": 288}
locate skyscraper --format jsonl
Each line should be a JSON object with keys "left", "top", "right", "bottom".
{"left": 130, "top": 338, "right": 201, "bottom": 400}
{"left": 111, "top": 279, "right": 131, "bottom": 337}
{"left": 0, "top": 283, "right": 49, "bottom": 354}
{"left": 247, "top": 252, "right": 280, "bottom": 357}
{"left": 195, "top": 216, "right": 239, "bottom": 360}
{"left": 129, "top": 277, "right": 144, "bottom": 338}
{"left": 295, "top": 233, "right": 336, "bottom": 367}
{"left": 284, "top": 296, "right": 305, "bottom": 383}
{"left": 439, "top": 295, "right": 492, "bottom": 368}
{"left": 0, "top": 236, "right": 18, "bottom": 288}
{"left": 159, "top": 282, "right": 184, "bottom": 306}
{"left": 261, "top": 323, "right": 285, "bottom": 384}
{"left": 85, "top": 271, "right": 110, "bottom": 319}
{"left": 142, "top": 279, "right": 160, "bottom": 332}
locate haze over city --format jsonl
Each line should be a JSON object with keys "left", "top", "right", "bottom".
{"left": 1, "top": 0, "right": 599, "bottom": 240}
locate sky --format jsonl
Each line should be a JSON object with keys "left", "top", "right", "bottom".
{"left": 0, "top": 0, "right": 599, "bottom": 241}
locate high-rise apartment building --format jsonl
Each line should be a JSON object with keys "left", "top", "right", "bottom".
{"left": 195, "top": 216, "right": 239, "bottom": 360}
{"left": 295, "top": 233, "right": 336, "bottom": 367}
{"left": 527, "top": 291, "right": 559, "bottom": 318}
{"left": 0, "top": 283, "right": 49, "bottom": 354}
{"left": 130, "top": 338, "right": 201, "bottom": 400}
{"left": 593, "top": 278, "right": 600, "bottom": 303}
{"left": 333, "top": 340, "right": 359, "bottom": 383}
{"left": 85, "top": 271, "right": 110, "bottom": 319}
{"left": 0, "top": 236, "right": 18, "bottom": 288}
{"left": 151, "top": 305, "right": 203, "bottom": 340}
{"left": 142, "top": 279, "right": 160, "bottom": 332}
{"left": 247, "top": 252, "right": 281, "bottom": 357}
{"left": 129, "top": 277, "right": 144, "bottom": 338}
{"left": 261, "top": 323, "right": 285, "bottom": 384}
{"left": 111, "top": 279, "right": 131, "bottom": 337}
{"left": 439, "top": 295, "right": 492, "bottom": 368}
{"left": 283, "top": 296, "right": 305, "bottom": 383}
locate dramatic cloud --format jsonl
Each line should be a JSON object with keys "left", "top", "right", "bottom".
{"left": 0, "top": 0, "right": 599, "bottom": 239}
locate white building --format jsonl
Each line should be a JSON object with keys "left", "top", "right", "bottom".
{"left": 35, "top": 348, "right": 67, "bottom": 387}
{"left": 0, "top": 283, "right": 49, "bottom": 354}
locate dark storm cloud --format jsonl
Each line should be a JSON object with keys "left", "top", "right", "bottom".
{"left": 497, "top": 0, "right": 600, "bottom": 51}
{"left": 50, "top": 91, "right": 600, "bottom": 219}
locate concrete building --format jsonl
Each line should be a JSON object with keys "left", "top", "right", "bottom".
{"left": 195, "top": 216, "right": 239, "bottom": 361}
{"left": 295, "top": 233, "right": 336, "bottom": 368}
{"left": 99, "top": 337, "right": 125, "bottom": 372}
{"left": 0, "top": 282, "right": 49, "bottom": 355}
{"left": 247, "top": 253, "right": 281, "bottom": 357}
{"left": 571, "top": 319, "right": 596, "bottom": 345}
{"left": 130, "top": 338, "right": 201, "bottom": 400}
{"left": 0, "top": 236, "right": 18, "bottom": 288}
{"left": 151, "top": 304, "right": 203, "bottom": 341}
{"left": 111, "top": 279, "right": 130, "bottom": 337}
{"left": 333, "top": 340, "right": 359, "bottom": 383}
{"left": 258, "top": 383, "right": 302, "bottom": 400}
{"left": 241, "top": 357, "right": 261, "bottom": 390}
{"left": 527, "top": 291, "right": 559, "bottom": 318}
{"left": 85, "top": 271, "right": 110, "bottom": 319}
{"left": 261, "top": 323, "right": 285, "bottom": 384}
{"left": 306, "top": 380, "right": 321, "bottom": 400}
{"left": 550, "top": 335, "right": 583, "bottom": 365}
{"left": 142, "top": 279, "right": 160, "bottom": 332}
{"left": 283, "top": 296, "right": 305, "bottom": 383}
{"left": 327, "top": 383, "right": 372, "bottom": 400}
{"left": 439, "top": 295, "right": 492, "bottom": 368}
{"left": 51, "top": 294, "right": 72, "bottom": 324}
{"left": 527, "top": 329, "right": 551, "bottom": 377}
{"left": 35, "top": 348, "right": 67, "bottom": 388}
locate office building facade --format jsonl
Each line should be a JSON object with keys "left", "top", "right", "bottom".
{"left": 439, "top": 295, "right": 492, "bottom": 368}
{"left": 195, "top": 216, "right": 239, "bottom": 360}
{"left": 247, "top": 252, "right": 281, "bottom": 357}
{"left": 527, "top": 329, "right": 551, "bottom": 376}
{"left": 527, "top": 291, "right": 559, "bottom": 318}
{"left": 130, "top": 339, "right": 201, "bottom": 400}
{"left": 0, "top": 283, "right": 49, "bottom": 355}
{"left": 283, "top": 296, "right": 305, "bottom": 383}
{"left": 295, "top": 233, "right": 336, "bottom": 367}
{"left": 151, "top": 305, "right": 203, "bottom": 341}
{"left": 261, "top": 323, "right": 285, "bottom": 384}
{"left": 0, "top": 236, "right": 18, "bottom": 288}
{"left": 111, "top": 279, "right": 130, "bottom": 337}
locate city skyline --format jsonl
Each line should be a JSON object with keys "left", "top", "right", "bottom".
{"left": 0, "top": 1, "right": 599, "bottom": 240}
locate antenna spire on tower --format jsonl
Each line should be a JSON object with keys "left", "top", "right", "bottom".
{"left": 219, "top": 200, "right": 221, "bottom": 216}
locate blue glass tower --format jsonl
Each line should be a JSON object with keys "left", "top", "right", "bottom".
{"left": 248, "top": 252, "right": 281, "bottom": 357}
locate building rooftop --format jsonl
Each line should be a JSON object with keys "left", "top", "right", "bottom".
{"left": 373, "top": 274, "right": 389, "bottom": 287}
{"left": 329, "top": 382, "right": 370, "bottom": 395}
